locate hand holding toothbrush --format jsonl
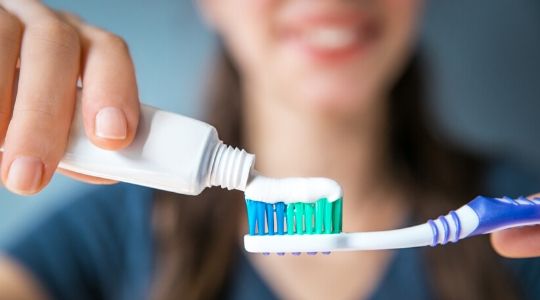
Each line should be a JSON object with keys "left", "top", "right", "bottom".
{"left": 491, "top": 193, "right": 540, "bottom": 258}
{"left": 0, "top": 0, "right": 141, "bottom": 194}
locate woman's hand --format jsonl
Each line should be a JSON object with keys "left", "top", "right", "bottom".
{"left": 0, "top": 0, "right": 140, "bottom": 195}
{"left": 491, "top": 193, "right": 540, "bottom": 258}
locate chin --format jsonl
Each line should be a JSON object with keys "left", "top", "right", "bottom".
{"left": 292, "top": 79, "right": 378, "bottom": 117}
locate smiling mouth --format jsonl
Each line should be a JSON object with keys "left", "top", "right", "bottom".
{"left": 279, "top": 12, "right": 379, "bottom": 63}
{"left": 302, "top": 27, "right": 360, "bottom": 50}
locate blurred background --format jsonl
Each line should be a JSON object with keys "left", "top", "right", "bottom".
{"left": 0, "top": 0, "right": 539, "bottom": 245}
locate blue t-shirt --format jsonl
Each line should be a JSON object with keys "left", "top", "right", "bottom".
{"left": 3, "top": 183, "right": 540, "bottom": 300}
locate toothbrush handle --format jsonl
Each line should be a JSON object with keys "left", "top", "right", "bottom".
{"left": 466, "top": 196, "right": 540, "bottom": 236}
{"left": 428, "top": 196, "right": 540, "bottom": 246}
{"left": 424, "top": 196, "right": 540, "bottom": 247}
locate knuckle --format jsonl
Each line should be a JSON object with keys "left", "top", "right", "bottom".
{"left": 27, "top": 18, "right": 80, "bottom": 51}
{"left": 14, "top": 105, "right": 56, "bottom": 123}
{"left": 95, "top": 30, "right": 129, "bottom": 52}
{"left": 14, "top": 96, "right": 63, "bottom": 122}
{"left": 57, "top": 10, "right": 82, "bottom": 23}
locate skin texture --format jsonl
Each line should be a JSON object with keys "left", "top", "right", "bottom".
{"left": 0, "top": 0, "right": 536, "bottom": 299}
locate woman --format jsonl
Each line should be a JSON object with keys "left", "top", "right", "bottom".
{"left": 0, "top": 0, "right": 538, "bottom": 299}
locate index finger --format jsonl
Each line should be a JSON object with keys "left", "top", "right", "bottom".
{"left": 0, "top": 2, "right": 81, "bottom": 194}
{"left": 61, "top": 13, "right": 139, "bottom": 150}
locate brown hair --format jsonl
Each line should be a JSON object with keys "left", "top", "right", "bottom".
{"left": 151, "top": 48, "right": 520, "bottom": 300}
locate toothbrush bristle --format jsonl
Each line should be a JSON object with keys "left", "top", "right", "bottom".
{"left": 245, "top": 198, "right": 343, "bottom": 236}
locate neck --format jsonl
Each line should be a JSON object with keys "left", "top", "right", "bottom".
{"left": 243, "top": 87, "right": 408, "bottom": 231}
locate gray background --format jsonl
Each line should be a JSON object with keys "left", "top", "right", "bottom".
{"left": 0, "top": 0, "right": 539, "bottom": 245}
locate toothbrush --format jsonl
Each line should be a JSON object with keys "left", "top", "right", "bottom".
{"left": 243, "top": 196, "right": 540, "bottom": 254}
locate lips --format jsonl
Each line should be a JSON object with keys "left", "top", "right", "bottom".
{"left": 279, "top": 11, "right": 378, "bottom": 62}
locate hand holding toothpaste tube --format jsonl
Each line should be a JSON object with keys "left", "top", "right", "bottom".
{"left": 0, "top": 0, "right": 141, "bottom": 194}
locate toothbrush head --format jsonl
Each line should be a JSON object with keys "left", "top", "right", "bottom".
{"left": 244, "top": 197, "right": 343, "bottom": 255}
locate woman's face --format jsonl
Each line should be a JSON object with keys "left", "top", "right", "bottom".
{"left": 203, "top": 0, "right": 422, "bottom": 115}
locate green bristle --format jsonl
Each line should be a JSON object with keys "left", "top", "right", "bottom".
{"left": 305, "top": 203, "right": 314, "bottom": 234}
{"left": 332, "top": 198, "right": 343, "bottom": 233}
{"left": 315, "top": 198, "right": 326, "bottom": 234}
{"left": 294, "top": 203, "right": 305, "bottom": 234}
{"left": 286, "top": 203, "right": 295, "bottom": 234}
{"left": 324, "top": 199, "right": 333, "bottom": 233}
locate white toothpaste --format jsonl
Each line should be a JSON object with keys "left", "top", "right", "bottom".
{"left": 244, "top": 172, "right": 343, "bottom": 204}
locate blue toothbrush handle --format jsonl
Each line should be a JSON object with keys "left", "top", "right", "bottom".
{"left": 427, "top": 196, "right": 540, "bottom": 246}
{"left": 467, "top": 196, "right": 540, "bottom": 236}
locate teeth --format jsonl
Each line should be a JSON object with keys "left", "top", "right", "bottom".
{"left": 303, "top": 27, "right": 357, "bottom": 49}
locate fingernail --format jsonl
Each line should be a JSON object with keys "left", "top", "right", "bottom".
{"left": 95, "top": 107, "right": 127, "bottom": 140}
{"left": 6, "top": 156, "right": 44, "bottom": 194}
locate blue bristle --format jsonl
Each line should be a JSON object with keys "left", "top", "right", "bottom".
{"left": 246, "top": 200, "right": 256, "bottom": 235}
{"left": 256, "top": 201, "right": 266, "bottom": 235}
{"left": 266, "top": 203, "right": 275, "bottom": 235}
{"left": 276, "top": 202, "right": 286, "bottom": 234}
